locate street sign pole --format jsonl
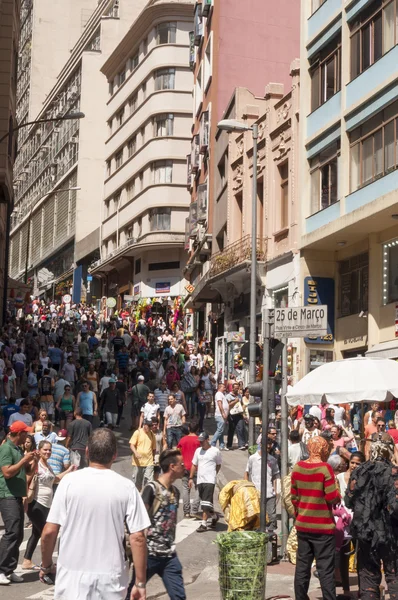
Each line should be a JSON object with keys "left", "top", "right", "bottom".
{"left": 280, "top": 338, "right": 289, "bottom": 559}
{"left": 260, "top": 308, "right": 272, "bottom": 532}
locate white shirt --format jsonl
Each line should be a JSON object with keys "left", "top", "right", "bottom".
{"left": 288, "top": 443, "right": 302, "bottom": 470}
{"left": 54, "top": 378, "right": 69, "bottom": 402}
{"left": 309, "top": 405, "right": 322, "bottom": 421}
{"left": 47, "top": 468, "right": 150, "bottom": 600}
{"left": 245, "top": 452, "right": 280, "bottom": 498}
{"left": 35, "top": 461, "right": 55, "bottom": 508}
{"left": 192, "top": 446, "right": 222, "bottom": 484}
{"left": 333, "top": 405, "right": 346, "bottom": 426}
{"left": 8, "top": 412, "right": 33, "bottom": 427}
{"left": 140, "top": 402, "right": 160, "bottom": 421}
{"left": 215, "top": 391, "right": 229, "bottom": 418}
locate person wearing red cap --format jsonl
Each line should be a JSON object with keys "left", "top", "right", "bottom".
{"left": 0, "top": 421, "right": 38, "bottom": 586}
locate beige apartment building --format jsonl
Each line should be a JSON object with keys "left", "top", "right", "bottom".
{"left": 189, "top": 65, "right": 301, "bottom": 378}
{"left": 10, "top": 0, "right": 147, "bottom": 301}
{"left": 90, "top": 0, "right": 194, "bottom": 303}
{"left": 0, "top": 0, "right": 20, "bottom": 323}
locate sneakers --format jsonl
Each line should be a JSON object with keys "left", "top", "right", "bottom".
{"left": 238, "top": 446, "right": 246, "bottom": 450}
{"left": 7, "top": 573, "right": 24, "bottom": 583}
{"left": 221, "top": 447, "right": 229, "bottom": 451}
{"left": 210, "top": 513, "right": 219, "bottom": 529}
{"left": 0, "top": 573, "right": 10, "bottom": 585}
{"left": 196, "top": 524, "right": 208, "bottom": 533}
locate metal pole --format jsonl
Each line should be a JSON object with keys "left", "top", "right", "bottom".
{"left": 260, "top": 307, "right": 270, "bottom": 532}
{"left": 2, "top": 198, "right": 12, "bottom": 325}
{"left": 24, "top": 212, "right": 32, "bottom": 284}
{"left": 280, "top": 338, "right": 289, "bottom": 558}
{"left": 248, "top": 123, "right": 259, "bottom": 447}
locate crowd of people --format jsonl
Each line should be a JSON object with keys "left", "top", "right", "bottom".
{"left": 1, "top": 300, "right": 398, "bottom": 599}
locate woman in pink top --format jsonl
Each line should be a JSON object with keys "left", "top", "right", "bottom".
{"left": 330, "top": 424, "right": 355, "bottom": 451}
{"left": 321, "top": 407, "right": 335, "bottom": 431}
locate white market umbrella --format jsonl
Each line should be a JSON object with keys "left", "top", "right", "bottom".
{"left": 286, "top": 357, "right": 398, "bottom": 406}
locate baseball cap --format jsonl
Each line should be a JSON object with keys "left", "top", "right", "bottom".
{"left": 198, "top": 431, "right": 209, "bottom": 442}
{"left": 9, "top": 421, "right": 30, "bottom": 433}
{"left": 138, "top": 375, "right": 145, "bottom": 381}
{"left": 57, "top": 429, "right": 68, "bottom": 441}
{"left": 109, "top": 378, "right": 116, "bottom": 383}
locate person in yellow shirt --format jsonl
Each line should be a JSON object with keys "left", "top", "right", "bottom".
{"left": 129, "top": 420, "right": 156, "bottom": 491}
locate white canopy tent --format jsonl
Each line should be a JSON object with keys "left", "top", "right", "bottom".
{"left": 286, "top": 357, "right": 398, "bottom": 406}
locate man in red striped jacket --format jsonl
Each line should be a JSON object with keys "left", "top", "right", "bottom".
{"left": 291, "top": 435, "right": 340, "bottom": 600}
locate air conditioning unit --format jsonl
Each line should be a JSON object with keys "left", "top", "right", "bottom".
{"left": 70, "top": 136, "right": 78, "bottom": 144}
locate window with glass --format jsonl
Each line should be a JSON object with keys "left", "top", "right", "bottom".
{"left": 156, "top": 22, "right": 177, "bottom": 44}
{"left": 350, "top": 100, "right": 398, "bottom": 191}
{"left": 310, "top": 141, "right": 340, "bottom": 214}
{"left": 155, "top": 68, "right": 175, "bottom": 91}
{"left": 140, "top": 127, "right": 145, "bottom": 145}
{"left": 106, "top": 160, "right": 111, "bottom": 177}
{"left": 154, "top": 114, "right": 174, "bottom": 137}
{"left": 127, "top": 136, "right": 136, "bottom": 157}
{"left": 310, "top": 37, "right": 341, "bottom": 111}
{"left": 351, "top": 0, "right": 398, "bottom": 79}
{"left": 130, "top": 53, "right": 139, "bottom": 71}
{"left": 150, "top": 208, "right": 171, "bottom": 231}
{"left": 311, "top": 0, "right": 327, "bottom": 14}
{"left": 153, "top": 160, "right": 173, "bottom": 184}
{"left": 127, "top": 180, "right": 135, "bottom": 201}
{"left": 279, "top": 162, "right": 289, "bottom": 229}
{"left": 382, "top": 238, "right": 398, "bottom": 303}
{"left": 339, "top": 253, "right": 369, "bottom": 316}
{"left": 142, "top": 82, "right": 147, "bottom": 100}
{"left": 116, "top": 108, "right": 124, "bottom": 127}
{"left": 115, "top": 150, "right": 123, "bottom": 169}
{"left": 118, "top": 68, "right": 126, "bottom": 86}
{"left": 129, "top": 94, "right": 137, "bottom": 114}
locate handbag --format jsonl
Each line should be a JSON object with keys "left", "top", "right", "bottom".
{"left": 230, "top": 400, "right": 244, "bottom": 415}
{"left": 27, "top": 472, "right": 38, "bottom": 504}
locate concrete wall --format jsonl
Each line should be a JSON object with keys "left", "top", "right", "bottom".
{"left": 28, "top": 0, "right": 99, "bottom": 120}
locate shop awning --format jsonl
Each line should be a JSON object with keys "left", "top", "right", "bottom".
{"left": 8, "top": 277, "right": 32, "bottom": 298}
{"left": 365, "top": 340, "right": 398, "bottom": 360}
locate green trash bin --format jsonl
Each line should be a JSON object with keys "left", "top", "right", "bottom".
{"left": 215, "top": 531, "right": 268, "bottom": 600}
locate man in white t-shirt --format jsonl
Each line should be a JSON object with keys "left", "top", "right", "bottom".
{"left": 139, "top": 392, "right": 160, "bottom": 428}
{"left": 40, "top": 428, "right": 150, "bottom": 600}
{"left": 190, "top": 431, "right": 222, "bottom": 533}
{"left": 211, "top": 383, "right": 228, "bottom": 451}
{"left": 7, "top": 400, "right": 33, "bottom": 429}
{"left": 333, "top": 404, "right": 346, "bottom": 426}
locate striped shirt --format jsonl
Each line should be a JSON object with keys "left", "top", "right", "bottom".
{"left": 291, "top": 461, "right": 340, "bottom": 535}
{"left": 48, "top": 444, "right": 70, "bottom": 475}
{"left": 154, "top": 388, "right": 170, "bottom": 412}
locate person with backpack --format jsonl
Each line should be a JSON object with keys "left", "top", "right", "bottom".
{"left": 126, "top": 449, "right": 186, "bottom": 600}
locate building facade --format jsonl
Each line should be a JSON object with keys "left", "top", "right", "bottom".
{"left": 10, "top": 0, "right": 147, "bottom": 300}
{"left": 90, "top": 0, "right": 194, "bottom": 305}
{"left": 184, "top": 0, "right": 301, "bottom": 339}
{"left": 0, "top": 0, "right": 20, "bottom": 322}
{"left": 299, "top": 0, "right": 398, "bottom": 372}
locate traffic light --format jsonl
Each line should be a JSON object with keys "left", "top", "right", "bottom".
{"left": 247, "top": 379, "right": 276, "bottom": 419}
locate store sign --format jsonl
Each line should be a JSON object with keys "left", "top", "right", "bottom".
{"left": 226, "top": 331, "right": 245, "bottom": 343}
{"left": 304, "top": 277, "right": 335, "bottom": 344}
{"left": 62, "top": 294, "right": 71, "bottom": 304}
{"left": 155, "top": 282, "right": 170, "bottom": 294}
{"left": 185, "top": 284, "right": 194, "bottom": 294}
{"left": 133, "top": 284, "right": 140, "bottom": 296}
{"left": 274, "top": 306, "right": 328, "bottom": 337}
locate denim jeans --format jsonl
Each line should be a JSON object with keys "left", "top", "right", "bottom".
{"left": 167, "top": 427, "right": 183, "bottom": 448}
{"left": 0, "top": 496, "right": 24, "bottom": 576}
{"left": 127, "top": 554, "right": 186, "bottom": 600}
{"left": 211, "top": 416, "right": 226, "bottom": 449}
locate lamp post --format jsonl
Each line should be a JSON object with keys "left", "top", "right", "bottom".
{"left": 1, "top": 111, "right": 84, "bottom": 321}
{"left": 0, "top": 111, "right": 85, "bottom": 145}
{"left": 217, "top": 119, "right": 259, "bottom": 446}
{"left": 22, "top": 187, "right": 81, "bottom": 284}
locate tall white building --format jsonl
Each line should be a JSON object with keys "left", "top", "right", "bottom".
{"left": 10, "top": 0, "right": 147, "bottom": 300}
{"left": 90, "top": 0, "right": 193, "bottom": 304}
